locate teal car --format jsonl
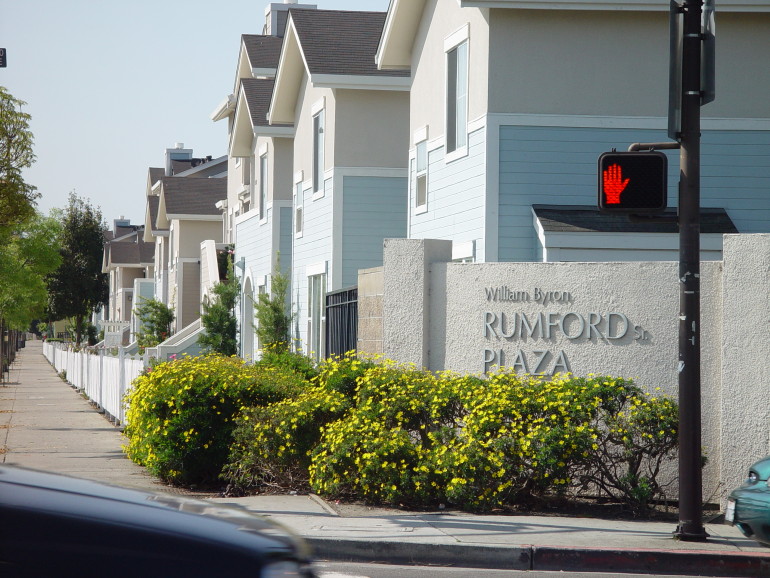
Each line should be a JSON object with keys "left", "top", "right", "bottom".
{"left": 727, "top": 456, "right": 770, "bottom": 547}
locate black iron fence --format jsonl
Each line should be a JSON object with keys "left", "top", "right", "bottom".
{"left": 325, "top": 286, "right": 357, "bottom": 358}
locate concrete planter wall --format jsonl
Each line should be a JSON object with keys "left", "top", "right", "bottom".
{"left": 360, "top": 234, "right": 770, "bottom": 505}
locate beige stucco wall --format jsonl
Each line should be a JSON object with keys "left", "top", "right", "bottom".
{"left": 270, "top": 137, "right": 294, "bottom": 202}
{"left": 487, "top": 9, "right": 770, "bottom": 119}
{"left": 410, "top": 0, "right": 490, "bottom": 139}
{"left": 293, "top": 75, "right": 335, "bottom": 184}
{"left": 334, "top": 90, "right": 410, "bottom": 169}
{"left": 175, "top": 220, "right": 223, "bottom": 259}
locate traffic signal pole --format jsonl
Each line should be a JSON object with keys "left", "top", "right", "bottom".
{"left": 674, "top": 0, "right": 708, "bottom": 542}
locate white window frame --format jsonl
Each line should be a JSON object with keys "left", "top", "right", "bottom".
{"left": 445, "top": 25, "right": 469, "bottom": 163}
{"left": 259, "top": 151, "right": 268, "bottom": 222}
{"left": 294, "top": 181, "right": 304, "bottom": 238}
{"left": 312, "top": 100, "right": 325, "bottom": 196}
{"left": 414, "top": 139, "right": 428, "bottom": 213}
{"left": 307, "top": 268, "right": 327, "bottom": 362}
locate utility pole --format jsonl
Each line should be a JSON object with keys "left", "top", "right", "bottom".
{"left": 673, "top": 0, "right": 708, "bottom": 542}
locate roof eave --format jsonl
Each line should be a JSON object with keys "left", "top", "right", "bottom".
{"left": 211, "top": 93, "right": 236, "bottom": 122}
{"left": 313, "top": 74, "right": 411, "bottom": 91}
{"left": 268, "top": 16, "right": 308, "bottom": 125}
{"left": 165, "top": 214, "right": 224, "bottom": 222}
{"left": 376, "top": 0, "right": 427, "bottom": 70}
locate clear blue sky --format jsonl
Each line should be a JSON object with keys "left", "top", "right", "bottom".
{"left": 0, "top": 0, "right": 390, "bottom": 225}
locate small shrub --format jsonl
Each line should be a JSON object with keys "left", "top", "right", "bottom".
{"left": 258, "top": 343, "right": 318, "bottom": 381}
{"left": 223, "top": 387, "right": 350, "bottom": 493}
{"left": 123, "top": 354, "right": 306, "bottom": 487}
{"left": 575, "top": 384, "right": 680, "bottom": 514}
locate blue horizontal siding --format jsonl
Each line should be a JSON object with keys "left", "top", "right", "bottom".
{"left": 410, "top": 129, "right": 486, "bottom": 254}
{"left": 342, "top": 176, "right": 407, "bottom": 287}
{"left": 498, "top": 125, "right": 770, "bottom": 260}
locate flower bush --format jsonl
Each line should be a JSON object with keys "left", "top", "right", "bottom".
{"left": 222, "top": 352, "right": 373, "bottom": 493}
{"left": 129, "top": 348, "right": 681, "bottom": 514}
{"left": 123, "top": 354, "right": 306, "bottom": 486}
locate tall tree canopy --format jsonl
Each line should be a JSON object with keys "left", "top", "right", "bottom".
{"left": 0, "top": 212, "right": 62, "bottom": 329}
{"left": 46, "top": 193, "right": 109, "bottom": 344}
{"left": 0, "top": 86, "right": 38, "bottom": 228}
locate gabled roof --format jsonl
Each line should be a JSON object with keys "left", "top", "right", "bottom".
{"left": 291, "top": 10, "right": 409, "bottom": 78}
{"left": 230, "top": 78, "right": 294, "bottom": 156}
{"left": 243, "top": 34, "right": 283, "bottom": 72}
{"left": 147, "top": 168, "right": 164, "bottom": 193}
{"left": 376, "top": 0, "right": 427, "bottom": 70}
{"left": 106, "top": 240, "right": 155, "bottom": 268}
{"left": 156, "top": 177, "right": 227, "bottom": 228}
{"left": 269, "top": 9, "right": 411, "bottom": 124}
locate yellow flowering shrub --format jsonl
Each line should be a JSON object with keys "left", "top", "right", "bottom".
{"left": 222, "top": 351, "right": 373, "bottom": 493}
{"left": 123, "top": 354, "right": 306, "bottom": 486}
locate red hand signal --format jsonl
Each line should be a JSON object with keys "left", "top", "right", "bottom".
{"left": 603, "top": 163, "right": 630, "bottom": 204}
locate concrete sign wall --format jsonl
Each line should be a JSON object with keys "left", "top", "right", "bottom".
{"left": 373, "top": 235, "right": 770, "bottom": 504}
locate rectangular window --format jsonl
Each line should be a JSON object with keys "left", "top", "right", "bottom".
{"left": 415, "top": 140, "right": 427, "bottom": 209}
{"left": 294, "top": 183, "right": 303, "bottom": 237}
{"left": 446, "top": 40, "right": 468, "bottom": 155}
{"left": 259, "top": 153, "right": 268, "bottom": 221}
{"left": 312, "top": 110, "right": 325, "bottom": 194}
{"left": 307, "top": 272, "right": 326, "bottom": 361}
{"left": 242, "top": 157, "right": 252, "bottom": 187}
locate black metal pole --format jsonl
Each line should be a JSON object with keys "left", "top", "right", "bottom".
{"left": 674, "top": 0, "right": 708, "bottom": 542}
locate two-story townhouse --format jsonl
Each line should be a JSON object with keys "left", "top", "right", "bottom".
{"left": 153, "top": 176, "right": 227, "bottom": 333}
{"left": 101, "top": 218, "right": 155, "bottom": 345}
{"left": 212, "top": 27, "right": 297, "bottom": 361}
{"left": 142, "top": 146, "right": 227, "bottom": 339}
{"left": 377, "top": 0, "right": 770, "bottom": 263}
{"left": 268, "top": 9, "right": 411, "bottom": 359}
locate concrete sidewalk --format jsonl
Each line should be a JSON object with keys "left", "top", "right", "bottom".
{"left": 3, "top": 341, "right": 770, "bottom": 576}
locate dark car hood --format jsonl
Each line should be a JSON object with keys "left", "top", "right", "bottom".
{"left": 0, "top": 465, "right": 308, "bottom": 557}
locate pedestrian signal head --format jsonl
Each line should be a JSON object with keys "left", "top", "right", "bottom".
{"left": 598, "top": 151, "right": 668, "bottom": 213}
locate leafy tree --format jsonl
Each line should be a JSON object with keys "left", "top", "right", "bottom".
{"left": 0, "top": 212, "right": 62, "bottom": 329}
{"left": 134, "top": 297, "right": 175, "bottom": 349}
{"left": 0, "top": 86, "right": 38, "bottom": 228}
{"left": 254, "top": 256, "right": 294, "bottom": 353}
{"left": 45, "top": 193, "right": 109, "bottom": 345}
{"left": 199, "top": 256, "right": 239, "bottom": 356}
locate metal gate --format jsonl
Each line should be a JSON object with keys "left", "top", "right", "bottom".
{"left": 325, "top": 286, "right": 357, "bottom": 358}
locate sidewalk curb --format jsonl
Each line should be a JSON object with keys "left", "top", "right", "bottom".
{"left": 305, "top": 537, "right": 532, "bottom": 570}
{"left": 534, "top": 545, "right": 770, "bottom": 577}
{"left": 307, "top": 537, "right": 770, "bottom": 576}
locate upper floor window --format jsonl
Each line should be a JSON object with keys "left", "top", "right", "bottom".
{"left": 259, "top": 153, "right": 268, "bottom": 221}
{"left": 294, "top": 182, "right": 304, "bottom": 238}
{"left": 312, "top": 109, "right": 325, "bottom": 194}
{"left": 415, "top": 140, "right": 428, "bottom": 210}
{"left": 446, "top": 30, "right": 468, "bottom": 157}
{"left": 242, "top": 157, "right": 253, "bottom": 187}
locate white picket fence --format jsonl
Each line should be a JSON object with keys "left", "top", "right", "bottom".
{"left": 43, "top": 342, "right": 144, "bottom": 425}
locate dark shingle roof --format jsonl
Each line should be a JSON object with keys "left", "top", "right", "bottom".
{"left": 109, "top": 240, "right": 154, "bottom": 266}
{"left": 532, "top": 205, "right": 738, "bottom": 234}
{"left": 161, "top": 177, "right": 227, "bottom": 217}
{"left": 243, "top": 34, "right": 283, "bottom": 69}
{"left": 241, "top": 78, "right": 292, "bottom": 128}
{"left": 149, "top": 167, "right": 164, "bottom": 188}
{"left": 290, "top": 10, "right": 410, "bottom": 78}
